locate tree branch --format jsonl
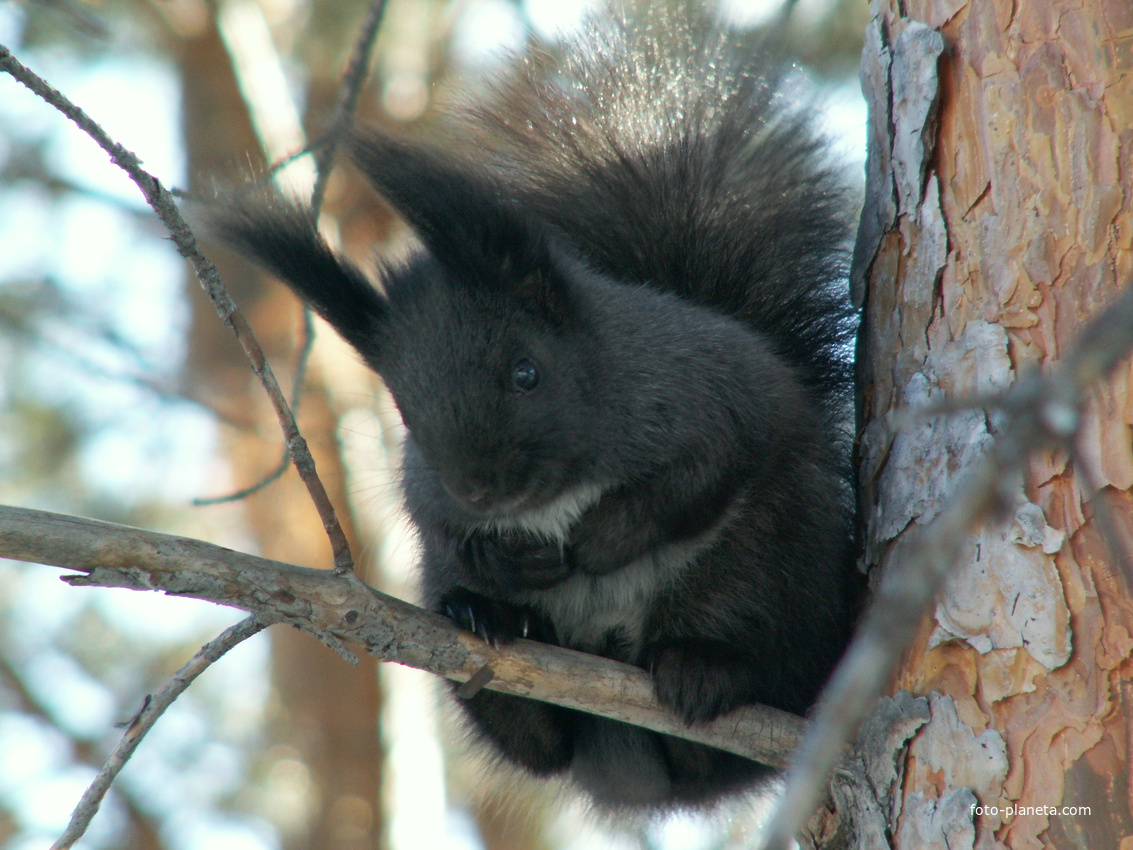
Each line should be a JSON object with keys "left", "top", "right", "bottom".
{"left": 0, "top": 504, "right": 806, "bottom": 768}
{"left": 49, "top": 617, "right": 265, "bottom": 850}
{"left": 0, "top": 43, "right": 355, "bottom": 575}
{"left": 310, "top": 0, "right": 390, "bottom": 212}
{"left": 0, "top": 656, "right": 168, "bottom": 850}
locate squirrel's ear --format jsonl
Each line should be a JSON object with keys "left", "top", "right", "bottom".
{"left": 349, "top": 129, "right": 555, "bottom": 292}
{"left": 208, "top": 196, "right": 388, "bottom": 365}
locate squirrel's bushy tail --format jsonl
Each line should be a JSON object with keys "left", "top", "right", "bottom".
{"left": 447, "top": 5, "right": 856, "bottom": 422}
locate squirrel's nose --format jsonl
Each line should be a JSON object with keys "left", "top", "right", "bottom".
{"left": 462, "top": 487, "right": 489, "bottom": 504}
{"left": 442, "top": 476, "right": 491, "bottom": 508}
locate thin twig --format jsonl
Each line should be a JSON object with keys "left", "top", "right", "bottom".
{"left": 206, "top": 0, "right": 385, "bottom": 502}
{"left": 209, "top": 0, "right": 323, "bottom": 504}
{"left": 310, "top": 0, "right": 390, "bottom": 213}
{"left": 49, "top": 617, "right": 265, "bottom": 850}
{"left": 0, "top": 656, "right": 165, "bottom": 847}
{"left": 0, "top": 44, "right": 355, "bottom": 574}
{"left": 193, "top": 308, "right": 318, "bottom": 505}
{"left": 761, "top": 278, "right": 1133, "bottom": 849}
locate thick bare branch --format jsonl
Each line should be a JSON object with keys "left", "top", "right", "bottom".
{"left": 0, "top": 504, "right": 805, "bottom": 767}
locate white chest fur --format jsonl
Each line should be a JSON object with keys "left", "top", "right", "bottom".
{"left": 483, "top": 480, "right": 607, "bottom": 542}
{"left": 489, "top": 480, "right": 741, "bottom": 655}
{"left": 515, "top": 531, "right": 723, "bottom": 655}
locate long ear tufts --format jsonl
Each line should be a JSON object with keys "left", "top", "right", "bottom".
{"left": 348, "top": 129, "right": 547, "bottom": 282}
{"left": 208, "top": 195, "right": 388, "bottom": 361}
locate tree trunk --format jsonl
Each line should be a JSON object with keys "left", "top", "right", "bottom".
{"left": 179, "top": 22, "right": 386, "bottom": 850}
{"left": 856, "top": 0, "right": 1133, "bottom": 847}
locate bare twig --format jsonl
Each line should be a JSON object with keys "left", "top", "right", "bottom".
{"left": 761, "top": 279, "right": 1133, "bottom": 849}
{"left": 310, "top": 0, "right": 390, "bottom": 212}
{"left": 208, "top": 0, "right": 385, "bottom": 502}
{"left": 0, "top": 44, "right": 355, "bottom": 575}
{"left": 0, "top": 657, "right": 165, "bottom": 848}
{"left": 49, "top": 617, "right": 266, "bottom": 850}
{"left": 193, "top": 308, "right": 318, "bottom": 505}
{"left": 0, "top": 504, "right": 806, "bottom": 767}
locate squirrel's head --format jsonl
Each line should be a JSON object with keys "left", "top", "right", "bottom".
{"left": 215, "top": 132, "right": 601, "bottom": 518}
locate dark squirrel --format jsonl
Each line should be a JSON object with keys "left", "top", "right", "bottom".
{"left": 216, "top": 6, "right": 859, "bottom": 811}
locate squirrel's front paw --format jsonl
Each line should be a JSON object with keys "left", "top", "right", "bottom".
{"left": 642, "top": 641, "right": 753, "bottom": 725}
{"left": 440, "top": 587, "right": 555, "bottom": 646}
{"left": 566, "top": 506, "right": 633, "bottom": 575}
{"left": 463, "top": 530, "right": 571, "bottom": 590}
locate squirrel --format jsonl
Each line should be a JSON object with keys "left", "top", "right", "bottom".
{"left": 216, "top": 4, "right": 860, "bottom": 811}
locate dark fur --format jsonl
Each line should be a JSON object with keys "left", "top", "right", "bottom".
{"left": 215, "top": 6, "right": 858, "bottom": 811}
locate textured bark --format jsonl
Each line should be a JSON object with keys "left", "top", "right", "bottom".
{"left": 856, "top": 0, "right": 1133, "bottom": 847}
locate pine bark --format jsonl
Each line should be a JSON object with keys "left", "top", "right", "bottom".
{"left": 856, "top": 0, "right": 1133, "bottom": 847}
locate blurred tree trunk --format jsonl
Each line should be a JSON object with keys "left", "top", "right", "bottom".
{"left": 171, "top": 3, "right": 558, "bottom": 847}
{"left": 177, "top": 20, "right": 386, "bottom": 850}
{"left": 856, "top": 0, "right": 1133, "bottom": 846}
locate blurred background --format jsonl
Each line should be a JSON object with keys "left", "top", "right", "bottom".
{"left": 0, "top": 0, "right": 867, "bottom": 847}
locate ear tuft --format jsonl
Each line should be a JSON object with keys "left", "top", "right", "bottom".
{"left": 348, "top": 129, "right": 551, "bottom": 286}
{"left": 207, "top": 194, "right": 388, "bottom": 362}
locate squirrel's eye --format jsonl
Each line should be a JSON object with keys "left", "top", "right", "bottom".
{"left": 511, "top": 358, "right": 539, "bottom": 391}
